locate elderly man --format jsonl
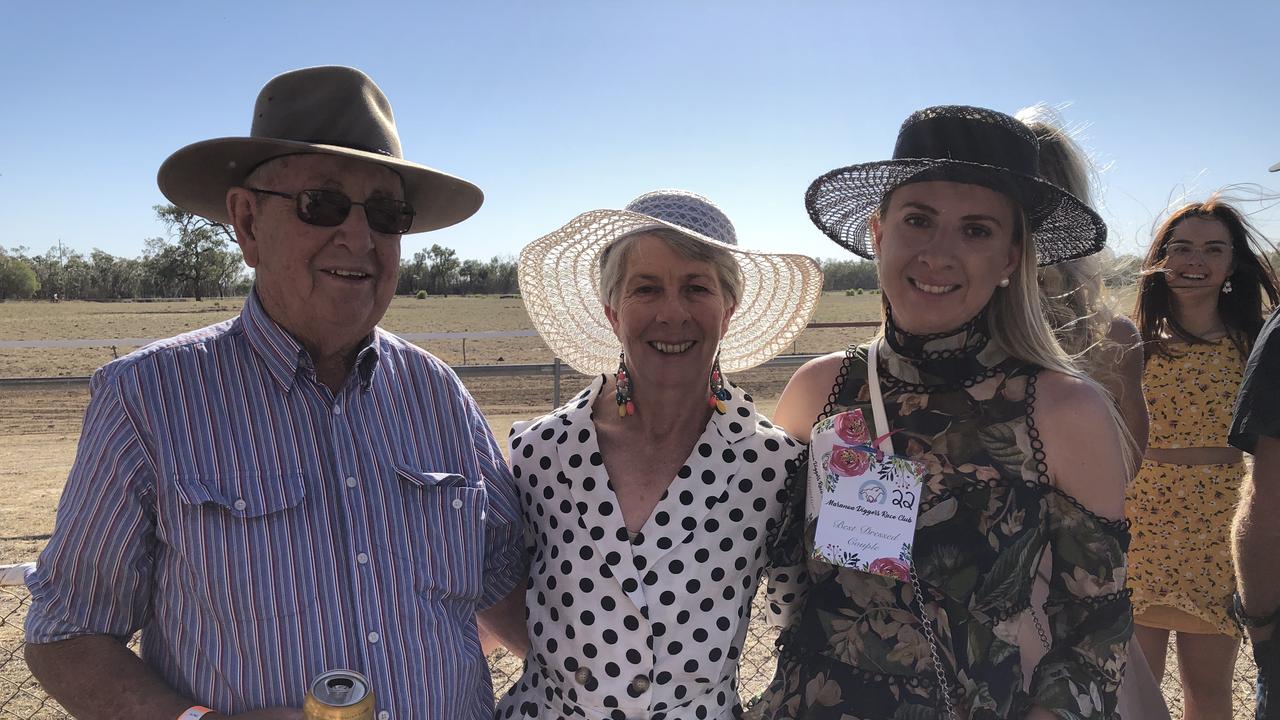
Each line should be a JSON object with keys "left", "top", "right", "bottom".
{"left": 24, "top": 66, "right": 527, "bottom": 720}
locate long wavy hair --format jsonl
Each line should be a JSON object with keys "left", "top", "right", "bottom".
{"left": 1016, "top": 106, "right": 1125, "bottom": 384}
{"left": 1134, "top": 196, "right": 1280, "bottom": 360}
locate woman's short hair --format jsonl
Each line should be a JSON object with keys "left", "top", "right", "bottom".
{"left": 598, "top": 227, "right": 744, "bottom": 309}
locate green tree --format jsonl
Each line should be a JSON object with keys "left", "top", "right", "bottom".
{"left": 0, "top": 250, "right": 40, "bottom": 300}
{"left": 486, "top": 255, "right": 518, "bottom": 294}
{"left": 820, "top": 258, "right": 880, "bottom": 291}
{"left": 153, "top": 204, "right": 237, "bottom": 300}
{"left": 458, "top": 258, "right": 489, "bottom": 294}
{"left": 425, "top": 244, "right": 460, "bottom": 295}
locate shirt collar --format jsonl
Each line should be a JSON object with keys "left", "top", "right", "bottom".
{"left": 240, "top": 288, "right": 382, "bottom": 393}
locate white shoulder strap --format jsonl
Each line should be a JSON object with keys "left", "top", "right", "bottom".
{"left": 866, "top": 339, "right": 894, "bottom": 456}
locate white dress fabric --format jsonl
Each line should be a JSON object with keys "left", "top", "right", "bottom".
{"left": 495, "top": 376, "right": 805, "bottom": 720}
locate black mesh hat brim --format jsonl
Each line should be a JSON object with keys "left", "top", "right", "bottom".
{"left": 805, "top": 159, "right": 1107, "bottom": 266}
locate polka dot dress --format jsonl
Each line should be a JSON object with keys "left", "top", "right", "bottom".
{"left": 495, "top": 376, "right": 804, "bottom": 720}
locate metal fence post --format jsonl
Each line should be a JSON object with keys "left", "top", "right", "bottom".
{"left": 553, "top": 357, "right": 562, "bottom": 408}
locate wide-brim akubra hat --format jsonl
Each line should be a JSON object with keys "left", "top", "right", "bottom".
{"left": 806, "top": 105, "right": 1107, "bottom": 266}
{"left": 157, "top": 65, "right": 482, "bottom": 233}
{"left": 519, "top": 190, "right": 824, "bottom": 375}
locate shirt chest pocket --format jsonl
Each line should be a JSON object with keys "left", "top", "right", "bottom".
{"left": 170, "top": 471, "right": 315, "bottom": 623}
{"left": 382, "top": 467, "right": 488, "bottom": 604}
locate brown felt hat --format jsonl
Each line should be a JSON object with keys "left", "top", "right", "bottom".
{"left": 157, "top": 65, "right": 483, "bottom": 233}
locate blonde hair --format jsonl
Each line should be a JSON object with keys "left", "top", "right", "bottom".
{"left": 598, "top": 227, "right": 743, "bottom": 308}
{"left": 1016, "top": 105, "right": 1124, "bottom": 383}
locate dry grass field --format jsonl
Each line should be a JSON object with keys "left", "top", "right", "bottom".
{"left": 0, "top": 291, "right": 1259, "bottom": 719}
{"left": 0, "top": 292, "right": 883, "bottom": 560}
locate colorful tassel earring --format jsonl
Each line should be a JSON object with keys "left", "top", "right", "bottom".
{"left": 615, "top": 352, "right": 636, "bottom": 417}
{"left": 708, "top": 352, "right": 729, "bottom": 414}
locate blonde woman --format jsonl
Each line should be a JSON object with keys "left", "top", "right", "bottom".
{"left": 761, "top": 106, "right": 1131, "bottom": 720}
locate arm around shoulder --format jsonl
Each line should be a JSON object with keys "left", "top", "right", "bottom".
{"left": 772, "top": 351, "right": 848, "bottom": 443}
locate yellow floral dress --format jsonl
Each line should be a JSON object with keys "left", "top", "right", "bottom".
{"left": 1125, "top": 339, "right": 1247, "bottom": 636}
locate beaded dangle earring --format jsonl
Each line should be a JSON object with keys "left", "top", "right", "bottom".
{"left": 1222, "top": 278, "right": 1234, "bottom": 294}
{"left": 615, "top": 351, "right": 636, "bottom": 417}
{"left": 708, "top": 352, "right": 730, "bottom": 414}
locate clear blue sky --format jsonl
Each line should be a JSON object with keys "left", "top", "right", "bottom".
{"left": 3, "top": 1, "right": 1278, "bottom": 265}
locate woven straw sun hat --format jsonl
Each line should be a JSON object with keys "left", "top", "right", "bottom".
{"left": 806, "top": 105, "right": 1107, "bottom": 266}
{"left": 157, "top": 65, "right": 483, "bottom": 233}
{"left": 519, "top": 190, "right": 824, "bottom": 375}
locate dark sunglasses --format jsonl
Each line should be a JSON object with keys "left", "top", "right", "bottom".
{"left": 245, "top": 187, "right": 416, "bottom": 235}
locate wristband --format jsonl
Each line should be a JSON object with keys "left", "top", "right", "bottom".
{"left": 177, "top": 707, "right": 213, "bottom": 720}
{"left": 1231, "top": 591, "right": 1280, "bottom": 629}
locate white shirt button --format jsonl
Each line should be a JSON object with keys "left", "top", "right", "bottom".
{"left": 232, "top": 499, "right": 247, "bottom": 511}
{"left": 357, "top": 552, "right": 369, "bottom": 565}
{"left": 332, "top": 404, "right": 343, "bottom": 415}
{"left": 377, "top": 712, "right": 389, "bottom": 720}
{"left": 367, "top": 631, "right": 380, "bottom": 644}
{"left": 345, "top": 476, "right": 358, "bottom": 488}
{"left": 451, "top": 498, "right": 464, "bottom": 510}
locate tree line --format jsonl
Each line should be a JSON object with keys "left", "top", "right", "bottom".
{"left": 0, "top": 205, "right": 525, "bottom": 301}
{"left": 3, "top": 205, "right": 1185, "bottom": 302}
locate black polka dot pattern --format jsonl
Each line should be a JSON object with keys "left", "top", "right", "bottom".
{"left": 496, "top": 376, "right": 806, "bottom": 719}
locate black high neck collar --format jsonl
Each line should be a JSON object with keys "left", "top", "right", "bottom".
{"left": 879, "top": 307, "right": 1008, "bottom": 388}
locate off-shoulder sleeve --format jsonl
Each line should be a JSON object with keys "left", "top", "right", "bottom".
{"left": 1027, "top": 489, "right": 1132, "bottom": 719}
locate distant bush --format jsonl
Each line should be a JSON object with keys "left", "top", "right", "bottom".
{"left": 416, "top": 290, "right": 427, "bottom": 299}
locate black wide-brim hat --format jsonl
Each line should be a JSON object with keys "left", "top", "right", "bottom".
{"left": 806, "top": 105, "right": 1107, "bottom": 266}
{"left": 157, "top": 66, "right": 483, "bottom": 234}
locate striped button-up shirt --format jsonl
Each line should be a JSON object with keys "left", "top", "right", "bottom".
{"left": 26, "top": 291, "right": 527, "bottom": 720}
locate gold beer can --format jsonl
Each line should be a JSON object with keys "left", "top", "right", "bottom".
{"left": 303, "top": 669, "right": 375, "bottom": 720}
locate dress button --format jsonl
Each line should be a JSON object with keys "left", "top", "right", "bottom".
{"left": 345, "top": 476, "right": 358, "bottom": 488}
{"left": 377, "top": 712, "right": 389, "bottom": 720}
{"left": 333, "top": 404, "right": 343, "bottom": 415}
{"left": 232, "top": 499, "right": 247, "bottom": 511}
{"left": 630, "top": 675, "right": 650, "bottom": 693}
{"left": 575, "top": 667, "right": 592, "bottom": 685}
{"left": 357, "top": 552, "right": 369, "bottom": 565}
{"left": 367, "top": 631, "right": 380, "bottom": 644}
{"left": 451, "top": 498, "right": 464, "bottom": 510}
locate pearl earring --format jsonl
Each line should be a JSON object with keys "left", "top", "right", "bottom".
{"left": 998, "top": 278, "right": 1010, "bottom": 288}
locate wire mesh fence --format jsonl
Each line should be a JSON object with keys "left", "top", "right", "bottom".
{"left": 0, "top": 581, "right": 1259, "bottom": 719}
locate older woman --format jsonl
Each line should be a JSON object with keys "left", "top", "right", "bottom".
{"left": 495, "top": 190, "right": 823, "bottom": 719}
{"left": 761, "top": 106, "right": 1132, "bottom": 720}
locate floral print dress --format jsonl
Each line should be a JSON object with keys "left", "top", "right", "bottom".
{"left": 762, "top": 317, "right": 1132, "bottom": 720}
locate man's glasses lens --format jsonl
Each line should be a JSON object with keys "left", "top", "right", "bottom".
{"left": 296, "top": 189, "right": 415, "bottom": 234}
